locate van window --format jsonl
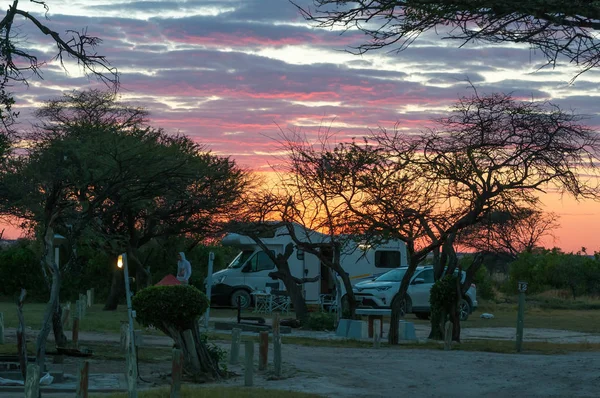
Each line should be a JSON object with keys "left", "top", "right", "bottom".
{"left": 248, "top": 251, "right": 276, "bottom": 272}
{"left": 228, "top": 250, "right": 254, "bottom": 269}
{"left": 375, "top": 250, "right": 401, "bottom": 268}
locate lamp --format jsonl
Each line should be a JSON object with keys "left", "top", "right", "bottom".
{"left": 118, "top": 253, "right": 138, "bottom": 394}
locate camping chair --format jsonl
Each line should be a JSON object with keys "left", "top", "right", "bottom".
{"left": 252, "top": 290, "right": 272, "bottom": 314}
{"left": 268, "top": 282, "right": 291, "bottom": 313}
{"left": 319, "top": 294, "right": 338, "bottom": 313}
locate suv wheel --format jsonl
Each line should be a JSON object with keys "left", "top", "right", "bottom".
{"left": 459, "top": 298, "right": 471, "bottom": 321}
{"left": 392, "top": 294, "right": 412, "bottom": 316}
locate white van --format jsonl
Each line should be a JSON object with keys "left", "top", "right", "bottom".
{"left": 206, "top": 223, "right": 408, "bottom": 308}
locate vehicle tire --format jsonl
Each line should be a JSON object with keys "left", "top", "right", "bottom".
{"left": 459, "top": 298, "right": 471, "bottom": 321}
{"left": 230, "top": 289, "right": 252, "bottom": 309}
{"left": 415, "top": 312, "right": 430, "bottom": 320}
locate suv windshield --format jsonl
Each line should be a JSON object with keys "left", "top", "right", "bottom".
{"left": 227, "top": 250, "right": 254, "bottom": 269}
{"left": 375, "top": 268, "right": 407, "bottom": 282}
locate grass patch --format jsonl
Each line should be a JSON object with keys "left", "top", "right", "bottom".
{"left": 92, "top": 386, "right": 322, "bottom": 398}
{"left": 0, "top": 302, "right": 130, "bottom": 333}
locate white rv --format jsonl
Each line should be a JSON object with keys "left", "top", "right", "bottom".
{"left": 207, "top": 223, "right": 408, "bottom": 309}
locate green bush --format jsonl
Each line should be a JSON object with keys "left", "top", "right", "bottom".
{"left": 304, "top": 311, "right": 336, "bottom": 331}
{"left": 132, "top": 285, "right": 209, "bottom": 331}
{"left": 507, "top": 249, "right": 600, "bottom": 297}
{"left": 473, "top": 266, "right": 496, "bottom": 300}
{"left": 430, "top": 274, "right": 459, "bottom": 316}
{"left": 0, "top": 240, "right": 48, "bottom": 300}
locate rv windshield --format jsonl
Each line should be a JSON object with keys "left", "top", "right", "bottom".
{"left": 227, "top": 250, "right": 254, "bottom": 269}
{"left": 375, "top": 268, "right": 407, "bottom": 282}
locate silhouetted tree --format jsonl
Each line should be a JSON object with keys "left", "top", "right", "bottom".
{"left": 296, "top": 0, "right": 600, "bottom": 77}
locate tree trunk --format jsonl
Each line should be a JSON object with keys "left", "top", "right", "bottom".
{"left": 52, "top": 302, "right": 68, "bottom": 347}
{"left": 388, "top": 262, "right": 418, "bottom": 345}
{"left": 428, "top": 309, "right": 447, "bottom": 340}
{"left": 330, "top": 263, "right": 357, "bottom": 319}
{"left": 269, "top": 266, "right": 309, "bottom": 324}
{"left": 104, "top": 267, "right": 124, "bottom": 311}
{"left": 129, "top": 248, "right": 151, "bottom": 290}
{"left": 159, "top": 323, "right": 221, "bottom": 381}
{"left": 36, "top": 226, "right": 61, "bottom": 370}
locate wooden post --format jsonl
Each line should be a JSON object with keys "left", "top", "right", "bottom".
{"left": 72, "top": 311, "right": 80, "bottom": 348}
{"left": 170, "top": 348, "right": 183, "bottom": 398}
{"left": 373, "top": 319, "right": 381, "bottom": 349}
{"left": 120, "top": 322, "right": 129, "bottom": 351}
{"left": 86, "top": 289, "right": 93, "bottom": 308}
{"left": 259, "top": 331, "right": 269, "bottom": 371}
{"left": 80, "top": 295, "right": 87, "bottom": 318}
{"left": 134, "top": 330, "right": 144, "bottom": 347}
{"left": 229, "top": 328, "right": 241, "bottom": 365}
{"left": 0, "top": 312, "right": 4, "bottom": 344}
{"left": 62, "top": 302, "right": 71, "bottom": 329}
{"left": 272, "top": 312, "right": 280, "bottom": 336}
{"left": 24, "top": 363, "right": 40, "bottom": 398}
{"left": 76, "top": 360, "right": 90, "bottom": 398}
{"left": 444, "top": 321, "right": 452, "bottom": 351}
{"left": 244, "top": 341, "right": 254, "bottom": 387}
{"left": 273, "top": 313, "right": 282, "bottom": 377}
{"left": 516, "top": 281, "right": 527, "bottom": 353}
{"left": 75, "top": 299, "right": 81, "bottom": 320}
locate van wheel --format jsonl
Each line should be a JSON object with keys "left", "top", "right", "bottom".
{"left": 459, "top": 299, "right": 471, "bottom": 321}
{"left": 231, "top": 290, "right": 251, "bottom": 309}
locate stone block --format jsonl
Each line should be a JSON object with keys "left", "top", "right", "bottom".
{"left": 398, "top": 320, "right": 417, "bottom": 342}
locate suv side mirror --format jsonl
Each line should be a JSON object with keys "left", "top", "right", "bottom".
{"left": 412, "top": 278, "right": 425, "bottom": 285}
{"left": 241, "top": 263, "right": 252, "bottom": 273}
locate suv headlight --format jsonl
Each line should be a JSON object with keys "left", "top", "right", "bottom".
{"left": 376, "top": 286, "right": 391, "bottom": 291}
{"left": 214, "top": 275, "right": 226, "bottom": 284}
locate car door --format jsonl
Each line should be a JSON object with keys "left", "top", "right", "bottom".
{"left": 408, "top": 269, "right": 435, "bottom": 310}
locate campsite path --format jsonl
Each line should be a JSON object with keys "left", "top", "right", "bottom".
{"left": 3, "top": 323, "right": 600, "bottom": 397}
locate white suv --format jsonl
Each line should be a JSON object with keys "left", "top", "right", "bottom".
{"left": 353, "top": 266, "right": 478, "bottom": 321}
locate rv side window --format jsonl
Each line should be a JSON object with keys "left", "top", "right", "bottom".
{"left": 248, "top": 251, "right": 276, "bottom": 272}
{"left": 375, "top": 250, "right": 401, "bottom": 268}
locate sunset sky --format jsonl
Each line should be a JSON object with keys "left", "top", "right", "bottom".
{"left": 2, "top": 0, "right": 599, "bottom": 252}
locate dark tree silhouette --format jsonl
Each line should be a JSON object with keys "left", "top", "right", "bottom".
{"left": 296, "top": 0, "right": 600, "bottom": 78}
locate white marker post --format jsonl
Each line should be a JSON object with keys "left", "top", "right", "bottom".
{"left": 204, "top": 252, "right": 215, "bottom": 329}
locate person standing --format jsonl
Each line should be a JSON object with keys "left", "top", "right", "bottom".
{"left": 177, "top": 252, "right": 192, "bottom": 284}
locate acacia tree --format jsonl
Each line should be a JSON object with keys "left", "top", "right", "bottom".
{"left": 278, "top": 131, "right": 393, "bottom": 320}
{"left": 303, "top": 91, "right": 600, "bottom": 342}
{"left": 30, "top": 90, "right": 248, "bottom": 310}
{"left": 97, "top": 134, "right": 248, "bottom": 309}
{"left": 296, "top": 0, "right": 600, "bottom": 77}
{"left": 457, "top": 208, "right": 560, "bottom": 259}
{"left": 0, "top": 0, "right": 118, "bottom": 128}
{"left": 1, "top": 128, "right": 112, "bottom": 366}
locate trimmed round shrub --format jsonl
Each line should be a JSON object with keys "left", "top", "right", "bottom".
{"left": 305, "top": 311, "right": 336, "bottom": 331}
{"left": 132, "top": 285, "right": 209, "bottom": 331}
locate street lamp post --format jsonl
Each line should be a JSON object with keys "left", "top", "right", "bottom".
{"left": 118, "top": 253, "right": 138, "bottom": 397}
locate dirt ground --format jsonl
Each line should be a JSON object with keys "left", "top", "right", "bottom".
{"left": 86, "top": 342, "right": 600, "bottom": 398}
{"left": 4, "top": 327, "right": 600, "bottom": 397}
